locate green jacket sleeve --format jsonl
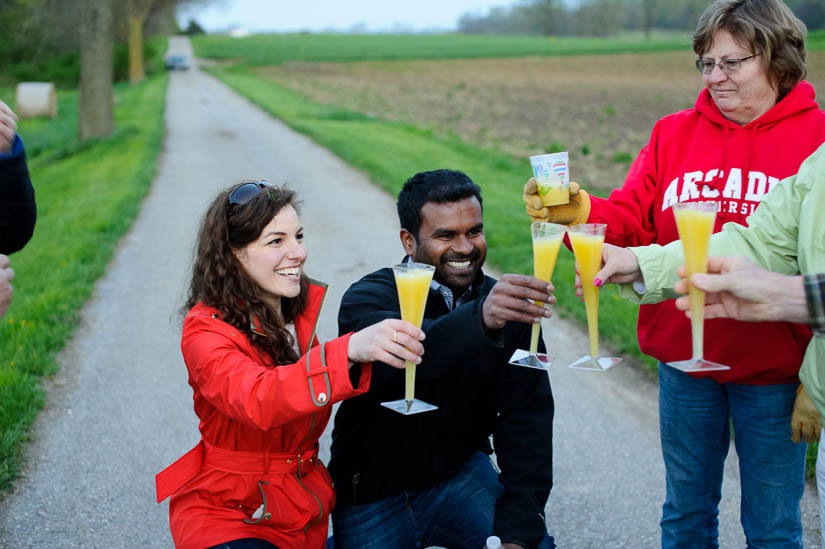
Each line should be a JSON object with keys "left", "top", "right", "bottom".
{"left": 617, "top": 167, "right": 808, "bottom": 304}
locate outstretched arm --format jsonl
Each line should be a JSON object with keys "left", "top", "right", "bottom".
{"left": 0, "top": 100, "right": 36, "bottom": 254}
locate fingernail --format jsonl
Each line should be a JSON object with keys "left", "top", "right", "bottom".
{"left": 544, "top": 309, "right": 551, "bottom": 317}
{"left": 419, "top": 333, "right": 426, "bottom": 340}
{"left": 593, "top": 278, "right": 602, "bottom": 287}
{"left": 416, "top": 356, "right": 422, "bottom": 364}
{"left": 546, "top": 283, "right": 553, "bottom": 292}
{"left": 534, "top": 317, "right": 542, "bottom": 324}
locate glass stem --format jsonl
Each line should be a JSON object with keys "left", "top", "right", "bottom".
{"left": 689, "top": 285, "right": 705, "bottom": 360}
{"left": 529, "top": 307, "right": 542, "bottom": 354}
{"left": 404, "top": 361, "right": 415, "bottom": 402}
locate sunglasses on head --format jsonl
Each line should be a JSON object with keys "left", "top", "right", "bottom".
{"left": 228, "top": 180, "right": 273, "bottom": 210}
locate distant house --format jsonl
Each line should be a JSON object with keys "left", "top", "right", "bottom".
{"left": 228, "top": 26, "right": 250, "bottom": 38}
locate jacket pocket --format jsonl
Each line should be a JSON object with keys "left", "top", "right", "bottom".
{"left": 316, "top": 461, "right": 337, "bottom": 513}
{"left": 210, "top": 474, "right": 320, "bottom": 533}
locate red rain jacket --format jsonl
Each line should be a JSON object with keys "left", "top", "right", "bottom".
{"left": 156, "top": 279, "right": 371, "bottom": 548}
{"left": 588, "top": 81, "right": 825, "bottom": 384}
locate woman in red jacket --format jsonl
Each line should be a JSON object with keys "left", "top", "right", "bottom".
{"left": 524, "top": 0, "right": 824, "bottom": 547}
{"left": 156, "top": 181, "right": 424, "bottom": 549}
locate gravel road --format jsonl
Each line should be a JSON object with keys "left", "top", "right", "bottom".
{"left": 0, "top": 36, "right": 819, "bottom": 548}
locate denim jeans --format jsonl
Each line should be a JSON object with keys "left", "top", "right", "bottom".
{"left": 658, "top": 363, "right": 805, "bottom": 549}
{"left": 330, "top": 451, "right": 555, "bottom": 549}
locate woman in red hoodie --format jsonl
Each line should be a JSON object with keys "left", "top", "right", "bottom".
{"left": 156, "top": 182, "right": 425, "bottom": 548}
{"left": 524, "top": 0, "right": 824, "bottom": 547}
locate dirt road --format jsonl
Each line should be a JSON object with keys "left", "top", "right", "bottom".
{"left": 0, "top": 36, "right": 819, "bottom": 548}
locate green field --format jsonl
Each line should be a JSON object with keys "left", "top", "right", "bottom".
{"left": 194, "top": 29, "right": 825, "bottom": 67}
{"left": 192, "top": 31, "right": 696, "bottom": 65}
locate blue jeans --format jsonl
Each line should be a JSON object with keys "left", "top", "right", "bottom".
{"left": 330, "top": 451, "right": 555, "bottom": 549}
{"left": 658, "top": 363, "right": 805, "bottom": 549}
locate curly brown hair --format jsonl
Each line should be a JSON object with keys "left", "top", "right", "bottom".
{"left": 183, "top": 182, "right": 308, "bottom": 365}
{"left": 693, "top": 0, "right": 807, "bottom": 100}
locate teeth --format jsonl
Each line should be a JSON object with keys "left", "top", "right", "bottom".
{"left": 275, "top": 267, "right": 300, "bottom": 276}
{"left": 446, "top": 261, "right": 470, "bottom": 269}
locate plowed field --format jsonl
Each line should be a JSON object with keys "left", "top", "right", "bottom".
{"left": 255, "top": 50, "right": 825, "bottom": 191}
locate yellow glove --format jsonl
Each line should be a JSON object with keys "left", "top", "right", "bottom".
{"left": 523, "top": 178, "right": 591, "bottom": 226}
{"left": 790, "top": 385, "right": 822, "bottom": 444}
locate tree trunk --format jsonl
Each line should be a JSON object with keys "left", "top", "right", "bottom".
{"left": 128, "top": 13, "right": 146, "bottom": 84}
{"left": 79, "top": 0, "right": 114, "bottom": 141}
{"left": 642, "top": 0, "right": 656, "bottom": 40}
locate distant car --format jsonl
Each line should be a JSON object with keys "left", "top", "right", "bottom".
{"left": 165, "top": 55, "right": 190, "bottom": 71}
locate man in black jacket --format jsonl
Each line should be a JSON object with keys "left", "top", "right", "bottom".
{"left": 0, "top": 99, "right": 37, "bottom": 317}
{"left": 330, "top": 169, "right": 555, "bottom": 549}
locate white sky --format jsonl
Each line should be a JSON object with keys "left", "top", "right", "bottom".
{"left": 176, "top": 0, "right": 514, "bottom": 33}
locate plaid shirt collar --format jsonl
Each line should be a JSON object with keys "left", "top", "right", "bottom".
{"left": 403, "top": 256, "right": 472, "bottom": 312}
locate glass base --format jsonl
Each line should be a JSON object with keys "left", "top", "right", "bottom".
{"left": 568, "top": 355, "right": 622, "bottom": 371}
{"left": 666, "top": 357, "right": 730, "bottom": 373}
{"left": 508, "top": 349, "right": 554, "bottom": 370}
{"left": 380, "top": 398, "right": 438, "bottom": 415}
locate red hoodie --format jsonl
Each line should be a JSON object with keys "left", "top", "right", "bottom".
{"left": 589, "top": 81, "right": 825, "bottom": 384}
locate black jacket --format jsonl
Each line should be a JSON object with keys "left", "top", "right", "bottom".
{"left": 0, "top": 135, "right": 36, "bottom": 254}
{"left": 330, "top": 264, "right": 554, "bottom": 548}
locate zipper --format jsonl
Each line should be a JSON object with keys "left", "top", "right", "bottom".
{"left": 297, "top": 280, "right": 331, "bottom": 534}
{"left": 295, "top": 413, "right": 316, "bottom": 454}
{"left": 298, "top": 469, "right": 325, "bottom": 534}
{"left": 303, "top": 279, "right": 329, "bottom": 356}
{"left": 351, "top": 472, "right": 360, "bottom": 505}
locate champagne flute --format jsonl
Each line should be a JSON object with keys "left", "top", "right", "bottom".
{"left": 667, "top": 202, "right": 730, "bottom": 372}
{"left": 568, "top": 223, "right": 622, "bottom": 371}
{"left": 381, "top": 262, "right": 439, "bottom": 415}
{"left": 509, "top": 221, "right": 566, "bottom": 369}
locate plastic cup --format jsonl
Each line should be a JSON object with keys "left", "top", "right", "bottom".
{"left": 530, "top": 151, "right": 570, "bottom": 206}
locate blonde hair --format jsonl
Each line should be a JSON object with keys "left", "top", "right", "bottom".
{"left": 693, "top": 0, "right": 807, "bottom": 98}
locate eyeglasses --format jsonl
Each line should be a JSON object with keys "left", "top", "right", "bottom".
{"left": 228, "top": 180, "right": 272, "bottom": 209}
{"left": 695, "top": 53, "right": 760, "bottom": 75}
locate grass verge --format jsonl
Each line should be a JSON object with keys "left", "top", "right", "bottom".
{"left": 0, "top": 73, "right": 167, "bottom": 493}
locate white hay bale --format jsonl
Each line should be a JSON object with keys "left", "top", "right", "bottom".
{"left": 15, "top": 82, "right": 57, "bottom": 118}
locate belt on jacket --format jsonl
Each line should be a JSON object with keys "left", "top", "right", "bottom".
{"left": 155, "top": 439, "right": 319, "bottom": 503}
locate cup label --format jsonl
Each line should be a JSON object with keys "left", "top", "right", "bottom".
{"left": 530, "top": 152, "right": 570, "bottom": 206}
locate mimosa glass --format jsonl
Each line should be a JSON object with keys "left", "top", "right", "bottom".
{"left": 381, "top": 262, "right": 439, "bottom": 415}
{"left": 667, "top": 202, "right": 730, "bottom": 372}
{"left": 509, "top": 222, "right": 566, "bottom": 369}
{"left": 568, "top": 224, "right": 622, "bottom": 371}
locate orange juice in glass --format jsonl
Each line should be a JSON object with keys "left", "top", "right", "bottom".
{"left": 509, "top": 222, "right": 566, "bottom": 369}
{"left": 667, "top": 202, "right": 730, "bottom": 372}
{"left": 568, "top": 224, "right": 622, "bottom": 371}
{"left": 381, "top": 262, "right": 439, "bottom": 415}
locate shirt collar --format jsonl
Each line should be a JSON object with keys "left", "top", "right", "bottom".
{"left": 402, "top": 256, "right": 472, "bottom": 311}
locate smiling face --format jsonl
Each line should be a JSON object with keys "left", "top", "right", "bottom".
{"left": 702, "top": 28, "right": 778, "bottom": 126}
{"left": 401, "top": 196, "right": 486, "bottom": 293}
{"left": 233, "top": 205, "right": 307, "bottom": 305}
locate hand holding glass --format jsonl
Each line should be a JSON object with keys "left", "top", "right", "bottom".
{"left": 381, "top": 262, "right": 439, "bottom": 415}
{"left": 509, "top": 222, "right": 566, "bottom": 369}
{"left": 568, "top": 224, "right": 622, "bottom": 371}
{"left": 667, "top": 202, "right": 730, "bottom": 372}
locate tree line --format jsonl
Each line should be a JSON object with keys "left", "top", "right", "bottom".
{"left": 457, "top": 0, "right": 825, "bottom": 37}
